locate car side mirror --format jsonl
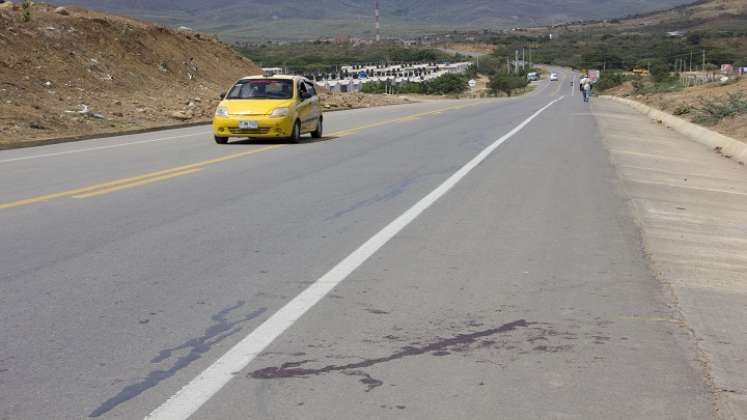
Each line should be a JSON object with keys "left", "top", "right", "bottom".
{"left": 219, "top": 92, "right": 226, "bottom": 100}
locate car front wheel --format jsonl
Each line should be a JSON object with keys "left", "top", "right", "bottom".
{"left": 214, "top": 136, "right": 228, "bottom": 144}
{"left": 290, "top": 120, "right": 303, "bottom": 143}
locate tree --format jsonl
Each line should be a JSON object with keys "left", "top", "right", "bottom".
{"left": 488, "top": 73, "right": 528, "bottom": 97}
{"left": 422, "top": 73, "right": 468, "bottom": 95}
{"left": 649, "top": 62, "right": 672, "bottom": 83}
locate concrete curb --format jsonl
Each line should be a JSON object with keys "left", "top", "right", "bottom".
{"left": 0, "top": 120, "right": 212, "bottom": 151}
{"left": 601, "top": 95, "right": 747, "bottom": 164}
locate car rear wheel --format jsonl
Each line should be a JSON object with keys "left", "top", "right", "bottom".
{"left": 214, "top": 136, "right": 228, "bottom": 144}
{"left": 290, "top": 120, "right": 303, "bottom": 143}
{"left": 311, "top": 118, "right": 323, "bottom": 139}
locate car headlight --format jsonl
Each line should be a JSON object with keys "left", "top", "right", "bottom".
{"left": 270, "top": 107, "right": 289, "bottom": 118}
{"left": 215, "top": 106, "right": 229, "bottom": 117}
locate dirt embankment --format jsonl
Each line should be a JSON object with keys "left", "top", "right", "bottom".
{"left": 609, "top": 78, "right": 747, "bottom": 143}
{"left": 0, "top": 3, "right": 262, "bottom": 147}
{"left": 318, "top": 91, "right": 417, "bottom": 111}
{"left": 436, "top": 42, "right": 495, "bottom": 55}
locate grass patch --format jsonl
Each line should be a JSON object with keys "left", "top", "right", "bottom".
{"left": 632, "top": 79, "right": 685, "bottom": 95}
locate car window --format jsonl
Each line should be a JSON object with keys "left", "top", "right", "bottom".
{"left": 226, "top": 79, "right": 293, "bottom": 100}
{"left": 304, "top": 82, "right": 317, "bottom": 97}
{"left": 298, "top": 81, "right": 308, "bottom": 99}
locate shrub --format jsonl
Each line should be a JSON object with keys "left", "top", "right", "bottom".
{"left": 595, "top": 71, "right": 627, "bottom": 91}
{"left": 649, "top": 62, "right": 673, "bottom": 83}
{"left": 361, "top": 73, "right": 468, "bottom": 96}
{"left": 474, "top": 54, "right": 504, "bottom": 76}
{"left": 421, "top": 73, "right": 468, "bottom": 95}
{"left": 673, "top": 103, "right": 691, "bottom": 116}
{"left": 488, "top": 73, "right": 529, "bottom": 96}
{"left": 21, "top": 0, "right": 32, "bottom": 22}
{"left": 693, "top": 93, "right": 747, "bottom": 125}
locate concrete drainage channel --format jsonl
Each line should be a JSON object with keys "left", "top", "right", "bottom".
{"left": 601, "top": 95, "right": 747, "bottom": 165}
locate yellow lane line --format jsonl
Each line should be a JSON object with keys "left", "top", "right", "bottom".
{"left": 327, "top": 103, "right": 474, "bottom": 137}
{"left": 2, "top": 102, "right": 483, "bottom": 209}
{"left": 0, "top": 145, "right": 282, "bottom": 209}
{"left": 550, "top": 79, "right": 565, "bottom": 96}
{"left": 72, "top": 168, "right": 203, "bottom": 199}
{"left": 551, "top": 76, "right": 565, "bottom": 96}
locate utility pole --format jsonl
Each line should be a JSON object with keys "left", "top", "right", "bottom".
{"left": 529, "top": 48, "right": 532, "bottom": 68}
{"left": 702, "top": 49, "right": 706, "bottom": 72}
{"left": 506, "top": 56, "right": 510, "bottom": 74}
{"left": 522, "top": 48, "right": 525, "bottom": 71}
{"left": 515, "top": 50, "right": 519, "bottom": 73}
{"left": 690, "top": 50, "right": 693, "bottom": 73}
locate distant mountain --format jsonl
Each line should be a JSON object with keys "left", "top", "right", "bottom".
{"left": 67, "top": 0, "right": 695, "bottom": 39}
{"left": 552, "top": 0, "right": 747, "bottom": 32}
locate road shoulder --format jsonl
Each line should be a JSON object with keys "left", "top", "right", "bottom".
{"left": 594, "top": 98, "right": 747, "bottom": 419}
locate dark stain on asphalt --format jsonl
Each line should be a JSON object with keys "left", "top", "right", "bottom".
{"left": 327, "top": 176, "right": 419, "bottom": 221}
{"left": 533, "top": 345, "right": 573, "bottom": 353}
{"left": 89, "top": 302, "right": 266, "bottom": 418}
{"left": 326, "top": 166, "right": 458, "bottom": 221}
{"left": 249, "top": 319, "right": 532, "bottom": 389}
{"left": 365, "top": 308, "right": 390, "bottom": 315}
{"left": 344, "top": 370, "right": 384, "bottom": 392}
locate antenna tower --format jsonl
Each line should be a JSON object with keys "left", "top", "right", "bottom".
{"left": 375, "top": 0, "right": 381, "bottom": 42}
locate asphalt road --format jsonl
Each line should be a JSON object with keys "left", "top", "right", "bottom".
{"left": 0, "top": 70, "right": 715, "bottom": 419}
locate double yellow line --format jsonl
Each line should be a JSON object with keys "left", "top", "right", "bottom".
{"left": 328, "top": 104, "right": 469, "bottom": 137}
{"left": 0, "top": 146, "right": 282, "bottom": 210}
{"left": 1, "top": 102, "right": 479, "bottom": 210}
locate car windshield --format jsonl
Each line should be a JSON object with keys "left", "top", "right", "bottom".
{"left": 227, "top": 79, "right": 293, "bottom": 100}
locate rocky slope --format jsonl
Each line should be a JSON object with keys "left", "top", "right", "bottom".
{"left": 0, "top": 2, "right": 261, "bottom": 147}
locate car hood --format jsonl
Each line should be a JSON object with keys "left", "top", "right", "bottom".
{"left": 220, "top": 99, "right": 294, "bottom": 116}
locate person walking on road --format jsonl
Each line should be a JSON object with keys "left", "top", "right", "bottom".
{"left": 581, "top": 77, "right": 592, "bottom": 103}
{"left": 579, "top": 75, "right": 586, "bottom": 98}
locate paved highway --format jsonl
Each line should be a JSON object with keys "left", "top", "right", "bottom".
{"left": 0, "top": 70, "right": 718, "bottom": 419}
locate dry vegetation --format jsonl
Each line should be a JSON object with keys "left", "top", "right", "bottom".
{"left": 610, "top": 78, "right": 747, "bottom": 142}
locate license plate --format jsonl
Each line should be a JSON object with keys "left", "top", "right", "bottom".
{"left": 239, "top": 120, "right": 258, "bottom": 129}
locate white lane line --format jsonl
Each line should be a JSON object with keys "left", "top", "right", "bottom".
{"left": 0, "top": 131, "right": 211, "bottom": 164}
{"left": 144, "top": 97, "right": 564, "bottom": 420}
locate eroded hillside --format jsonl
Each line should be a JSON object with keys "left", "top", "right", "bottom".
{"left": 0, "top": 3, "right": 261, "bottom": 147}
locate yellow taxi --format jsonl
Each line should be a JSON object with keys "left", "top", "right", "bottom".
{"left": 213, "top": 75, "right": 323, "bottom": 144}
